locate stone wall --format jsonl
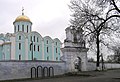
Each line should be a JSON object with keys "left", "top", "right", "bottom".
{"left": 0, "top": 60, "right": 65, "bottom": 81}
{"left": 87, "top": 62, "right": 120, "bottom": 71}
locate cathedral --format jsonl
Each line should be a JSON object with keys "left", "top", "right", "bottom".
{"left": 0, "top": 10, "right": 62, "bottom": 61}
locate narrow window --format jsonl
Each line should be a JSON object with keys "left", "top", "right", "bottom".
{"left": 38, "top": 45, "right": 40, "bottom": 51}
{"left": 56, "top": 42, "right": 57, "bottom": 45}
{"left": 19, "top": 36, "right": 21, "bottom": 40}
{"left": 56, "top": 48, "right": 57, "bottom": 53}
{"left": 18, "top": 25, "right": 19, "bottom": 31}
{"left": 34, "top": 36, "right": 35, "bottom": 42}
{"left": 19, "top": 55, "right": 21, "bottom": 60}
{"left": 47, "top": 40, "right": 48, "bottom": 44}
{"left": 27, "top": 25, "right": 28, "bottom": 33}
{"left": 47, "top": 56, "right": 49, "bottom": 60}
{"left": 19, "top": 43, "right": 21, "bottom": 50}
{"left": 34, "top": 45, "right": 35, "bottom": 51}
{"left": 47, "top": 47, "right": 49, "bottom": 53}
{"left": 22, "top": 25, "right": 24, "bottom": 31}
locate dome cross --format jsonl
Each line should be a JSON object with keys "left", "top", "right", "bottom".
{"left": 22, "top": 7, "right": 24, "bottom": 15}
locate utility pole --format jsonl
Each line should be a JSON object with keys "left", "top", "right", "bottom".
{"left": 30, "top": 41, "right": 33, "bottom": 60}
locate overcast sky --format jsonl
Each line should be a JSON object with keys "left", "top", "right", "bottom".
{"left": 0, "top": 0, "right": 71, "bottom": 42}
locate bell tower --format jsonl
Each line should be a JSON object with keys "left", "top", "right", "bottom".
{"left": 61, "top": 26, "right": 89, "bottom": 72}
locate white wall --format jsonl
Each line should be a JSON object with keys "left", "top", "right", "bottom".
{"left": 87, "top": 62, "right": 120, "bottom": 71}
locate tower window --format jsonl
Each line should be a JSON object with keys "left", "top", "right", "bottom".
{"left": 56, "top": 42, "right": 57, "bottom": 45}
{"left": 47, "top": 47, "right": 49, "bottom": 53}
{"left": 34, "top": 36, "right": 35, "bottom": 42}
{"left": 27, "top": 25, "right": 28, "bottom": 33}
{"left": 19, "top": 43, "right": 21, "bottom": 50}
{"left": 18, "top": 25, "right": 19, "bottom": 31}
{"left": 22, "top": 25, "right": 24, "bottom": 31}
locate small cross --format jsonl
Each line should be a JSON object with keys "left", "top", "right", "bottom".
{"left": 22, "top": 7, "right": 24, "bottom": 15}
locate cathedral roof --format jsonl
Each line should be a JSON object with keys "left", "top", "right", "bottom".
{"left": 13, "top": 8, "right": 32, "bottom": 24}
{"left": 13, "top": 15, "right": 32, "bottom": 24}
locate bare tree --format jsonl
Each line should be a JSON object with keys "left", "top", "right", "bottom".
{"left": 69, "top": 0, "right": 120, "bottom": 70}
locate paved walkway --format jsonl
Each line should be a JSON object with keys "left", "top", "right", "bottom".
{"left": 4, "top": 69, "right": 120, "bottom": 82}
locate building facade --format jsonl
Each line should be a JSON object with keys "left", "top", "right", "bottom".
{"left": 0, "top": 12, "right": 62, "bottom": 61}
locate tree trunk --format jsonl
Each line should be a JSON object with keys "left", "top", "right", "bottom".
{"left": 96, "top": 32, "right": 100, "bottom": 70}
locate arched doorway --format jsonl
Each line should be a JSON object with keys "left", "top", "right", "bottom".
{"left": 74, "top": 57, "right": 81, "bottom": 71}
{"left": 77, "top": 57, "right": 81, "bottom": 71}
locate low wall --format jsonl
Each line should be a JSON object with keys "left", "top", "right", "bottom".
{"left": 0, "top": 60, "right": 66, "bottom": 81}
{"left": 87, "top": 62, "right": 120, "bottom": 71}
{"left": 1, "top": 60, "right": 120, "bottom": 81}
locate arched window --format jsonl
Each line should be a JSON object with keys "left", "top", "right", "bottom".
{"left": 19, "top": 43, "right": 21, "bottom": 50}
{"left": 22, "top": 25, "right": 24, "bottom": 31}
{"left": 27, "top": 25, "right": 29, "bottom": 33}
{"left": 19, "top": 36, "right": 21, "bottom": 40}
{"left": 19, "top": 55, "right": 21, "bottom": 60}
{"left": 38, "top": 45, "right": 40, "bottom": 51}
{"left": 34, "top": 36, "right": 35, "bottom": 42}
{"left": 47, "top": 47, "right": 49, "bottom": 53}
